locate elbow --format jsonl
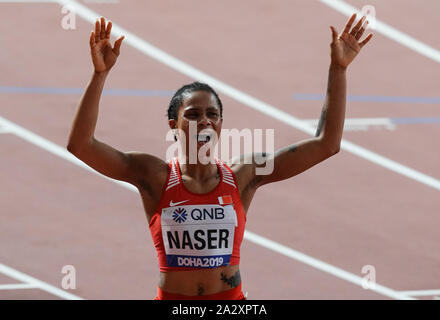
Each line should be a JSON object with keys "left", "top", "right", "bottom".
{"left": 329, "top": 145, "right": 340, "bottom": 156}
{"left": 322, "top": 144, "right": 340, "bottom": 158}
{"left": 67, "top": 137, "right": 93, "bottom": 155}
{"left": 319, "top": 138, "right": 341, "bottom": 157}
{"left": 331, "top": 144, "right": 340, "bottom": 154}
{"left": 66, "top": 143, "right": 77, "bottom": 154}
{"left": 67, "top": 142, "right": 84, "bottom": 156}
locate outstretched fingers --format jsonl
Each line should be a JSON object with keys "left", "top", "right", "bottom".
{"left": 350, "top": 16, "right": 365, "bottom": 36}
{"left": 359, "top": 33, "right": 373, "bottom": 48}
{"left": 105, "top": 20, "right": 112, "bottom": 39}
{"left": 113, "top": 36, "right": 125, "bottom": 56}
{"left": 94, "top": 16, "right": 111, "bottom": 43}
{"left": 355, "top": 20, "right": 368, "bottom": 40}
{"left": 91, "top": 16, "right": 125, "bottom": 56}
{"left": 90, "top": 31, "right": 95, "bottom": 47}
{"left": 100, "top": 17, "right": 106, "bottom": 39}
{"left": 342, "top": 13, "right": 357, "bottom": 34}
{"left": 94, "top": 19, "right": 100, "bottom": 43}
{"left": 342, "top": 13, "right": 374, "bottom": 49}
{"left": 330, "top": 26, "right": 339, "bottom": 43}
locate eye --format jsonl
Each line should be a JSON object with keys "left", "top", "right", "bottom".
{"left": 185, "top": 112, "right": 198, "bottom": 119}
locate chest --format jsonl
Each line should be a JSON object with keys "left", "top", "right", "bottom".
{"left": 180, "top": 174, "right": 221, "bottom": 194}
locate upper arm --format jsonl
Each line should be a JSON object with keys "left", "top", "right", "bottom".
{"left": 229, "top": 137, "right": 339, "bottom": 190}
{"left": 257, "top": 137, "right": 338, "bottom": 187}
{"left": 67, "top": 137, "right": 166, "bottom": 186}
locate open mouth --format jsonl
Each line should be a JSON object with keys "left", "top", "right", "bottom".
{"left": 197, "top": 133, "right": 211, "bottom": 143}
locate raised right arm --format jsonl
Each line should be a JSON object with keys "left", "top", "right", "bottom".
{"left": 67, "top": 17, "right": 166, "bottom": 186}
{"left": 66, "top": 70, "right": 135, "bottom": 182}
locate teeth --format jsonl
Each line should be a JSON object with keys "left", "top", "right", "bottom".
{"left": 197, "top": 134, "right": 210, "bottom": 142}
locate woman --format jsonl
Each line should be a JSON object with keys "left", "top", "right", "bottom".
{"left": 67, "top": 14, "right": 372, "bottom": 300}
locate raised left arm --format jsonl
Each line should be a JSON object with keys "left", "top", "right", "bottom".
{"left": 255, "top": 13, "right": 373, "bottom": 187}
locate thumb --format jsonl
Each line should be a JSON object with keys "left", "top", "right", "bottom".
{"left": 113, "top": 35, "right": 125, "bottom": 56}
{"left": 330, "top": 26, "right": 338, "bottom": 43}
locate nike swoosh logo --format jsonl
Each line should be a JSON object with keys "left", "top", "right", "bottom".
{"left": 169, "top": 200, "right": 189, "bottom": 207}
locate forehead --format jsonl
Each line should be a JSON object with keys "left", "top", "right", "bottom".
{"left": 181, "top": 90, "right": 218, "bottom": 109}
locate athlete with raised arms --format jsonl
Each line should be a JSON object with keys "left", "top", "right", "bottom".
{"left": 67, "top": 14, "right": 372, "bottom": 300}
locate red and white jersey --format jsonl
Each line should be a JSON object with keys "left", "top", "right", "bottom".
{"left": 148, "top": 157, "right": 247, "bottom": 272}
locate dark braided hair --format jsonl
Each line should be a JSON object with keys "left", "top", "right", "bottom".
{"left": 167, "top": 82, "right": 223, "bottom": 121}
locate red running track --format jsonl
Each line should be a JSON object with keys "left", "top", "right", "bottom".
{"left": 0, "top": 0, "right": 439, "bottom": 300}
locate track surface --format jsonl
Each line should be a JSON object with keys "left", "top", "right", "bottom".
{"left": 1, "top": 0, "right": 439, "bottom": 299}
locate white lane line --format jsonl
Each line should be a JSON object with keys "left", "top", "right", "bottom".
{"left": 52, "top": 0, "right": 440, "bottom": 191}
{"left": 0, "top": 264, "right": 84, "bottom": 300}
{"left": 319, "top": 0, "right": 440, "bottom": 63}
{"left": 0, "top": 116, "right": 137, "bottom": 192}
{"left": 0, "top": 126, "right": 11, "bottom": 134}
{"left": 5, "top": 0, "right": 440, "bottom": 63}
{"left": 304, "top": 117, "right": 395, "bottom": 131}
{"left": 245, "top": 231, "right": 414, "bottom": 300}
{"left": 0, "top": 283, "right": 39, "bottom": 290}
{"left": 398, "top": 289, "right": 440, "bottom": 297}
{"left": 0, "top": 116, "right": 413, "bottom": 300}
{"left": 2, "top": 0, "right": 432, "bottom": 300}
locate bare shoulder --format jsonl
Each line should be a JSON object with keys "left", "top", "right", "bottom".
{"left": 225, "top": 152, "right": 272, "bottom": 190}
{"left": 127, "top": 152, "right": 168, "bottom": 171}
{"left": 226, "top": 153, "right": 254, "bottom": 173}
{"left": 124, "top": 153, "right": 170, "bottom": 217}
{"left": 225, "top": 152, "right": 274, "bottom": 213}
{"left": 126, "top": 152, "right": 168, "bottom": 187}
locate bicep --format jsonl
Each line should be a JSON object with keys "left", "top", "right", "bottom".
{"left": 68, "top": 137, "right": 139, "bottom": 184}
{"left": 257, "top": 137, "right": 337, "bottom": 187}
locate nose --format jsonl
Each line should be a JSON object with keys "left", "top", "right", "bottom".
{"left": 198, "top": 113, "right": 211, "bottom": 128}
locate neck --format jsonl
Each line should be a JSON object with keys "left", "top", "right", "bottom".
{"left": 178, "top": 155, "right": 218, "bottom": 181}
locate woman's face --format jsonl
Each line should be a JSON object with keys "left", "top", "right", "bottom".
{"left": 169, "top": 90, "right": 223, "bottom": 158}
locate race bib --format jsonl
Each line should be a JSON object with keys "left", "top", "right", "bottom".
{"left": 161, "top": 204, "right": 238, "bottom": 268}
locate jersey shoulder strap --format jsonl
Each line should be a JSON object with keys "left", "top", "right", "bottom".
{"left": 216, "top": 159, "right": 237, "bottom": 189}
{"left": 165, "top": 157, "right": 181, "bottom": 191}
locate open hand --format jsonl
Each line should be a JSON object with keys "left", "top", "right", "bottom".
{"left": 330, "top": 13, "right": 373, "bottom": 69}
{"left": 90, "top": 17, "right": 124, "bottom": 73}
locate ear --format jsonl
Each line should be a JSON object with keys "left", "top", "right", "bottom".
{"left": 168, "top": 119, "right": 176, "bottom": 130}
{"left": 168, "top": 119, "right": 178, "bottom": 141}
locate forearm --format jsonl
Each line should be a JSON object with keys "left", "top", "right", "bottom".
{"left": 315, "top": 63, "right": 346, "bottom": 151}
{"left": 67, "top": 71, "right": 109, "bottom": 150}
